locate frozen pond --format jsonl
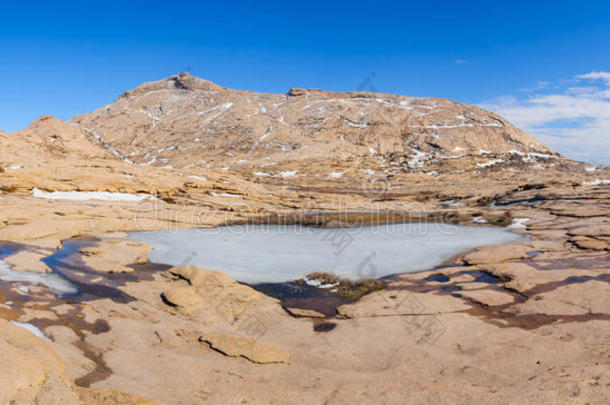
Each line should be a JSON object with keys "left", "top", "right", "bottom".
{"left": 129, "top": 222, "right": 526, "bottom": 284}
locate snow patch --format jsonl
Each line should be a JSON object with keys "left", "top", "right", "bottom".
{"left": 508, "top": 218, "right": 530, "bottom": 230}
{"left": 10, "top": 321, "right": 52, "bottom": 342}
{"left": 33, "top": 188, "right": 155, "bottom": 202}
{"left": 408, "top": 150, "right": 432, "bottom": 168}
{"left": 477, "top": 159, "right": 505, "bottom": 168}
{"left": 441, "top": 200, "right": 465, "bottom": 207}
{"left": 158, "top": 146, "right": 175, "bottom": 153}
{"left": 209, "top": 192, "right": 243, "bottom": 198}
{"left": 188, "top": 175, "right": 208, "bottom": 181}
{"left": 0, "top": 259, "right": 78, "bottom": 296}
{"left": 303, "top": 277, "right": 339, "bottom": 289}
{"left": 509, "top": 150, "right": 555, "bottom": 161}
{"left": 279, "top": 171, "right": 298, "bottom": 178}
{"left": 410, "top": 122, "right": 502, "bottom": 129}
{"left": 583, "top": 179, "right": 610, "bottom": 186}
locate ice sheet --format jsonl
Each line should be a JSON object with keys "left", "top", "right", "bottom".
{"left": 10, "top": 321, "right": 52, "bottom": 342}
{"left": 0, "top": 259, "right": 78, "bottom": 296}
{"left": 129, "top": 222, "right": 526, "bottom": 284}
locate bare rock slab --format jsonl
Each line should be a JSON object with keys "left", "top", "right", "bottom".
{"left": 79, "top": 239, "right": 152, "bottom": 273}
{"left": 200, "top": 332, "right": 290, "bottom": 364}
{"left": 3, "top": 250, "right": 52, "bottom": 273}
{"left": 462, "top": 244, "right": 531, "bottom": 265}
{"left": 510, "top": 281, "right": 610, "bottom": 316}
{"left": 337, "top": 290, "right": 468, "bottom": 318}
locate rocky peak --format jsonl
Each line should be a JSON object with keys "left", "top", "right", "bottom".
{"left": 117, "top": 72, "right": 223, "bottom": 100}
{"left": 31, "top": 115, "right": 55, "bottom": 125}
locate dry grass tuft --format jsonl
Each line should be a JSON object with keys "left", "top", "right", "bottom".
{"left": 307, "top": 272, "right": 340, "bottom": 285}
{"left": 306, "top": 272, "right": 385, "bottom": 300}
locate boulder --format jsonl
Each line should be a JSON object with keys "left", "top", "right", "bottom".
{"left": 162, "top": 286, "right": 203, "bottom": 310}
{"left": 163, "top": 266, "right": 262, "bottom": 316}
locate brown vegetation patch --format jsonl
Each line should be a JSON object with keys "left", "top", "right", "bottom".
{"left": 306, "top": 272, "right": 385, "bottom": 300}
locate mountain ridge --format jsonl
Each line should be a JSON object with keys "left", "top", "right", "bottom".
{"left": 66, "top": 72, "right": 557, "bottom": 180}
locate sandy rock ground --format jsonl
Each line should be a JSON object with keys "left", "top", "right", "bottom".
{"left": 0, "top": 177, "right": 607, "bottom": 404}
{"left": 0, "top": 77, "right": 608, "bottom": 403}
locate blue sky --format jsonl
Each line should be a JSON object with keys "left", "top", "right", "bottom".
{"left": 1, "top": 1, "right": 609, "bottom": 164}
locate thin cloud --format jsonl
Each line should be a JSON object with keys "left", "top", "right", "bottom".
{"left": 519, "top": 81, "right": 549, "bottom": 93}
{"left": 482, "top": 71, "right": 610, "bottom": 165}
{"left": 454, "top": 59, "right": 471, "bottom": 66}
{"left": 576, "top": 71, "right": 610, "bottom": 84}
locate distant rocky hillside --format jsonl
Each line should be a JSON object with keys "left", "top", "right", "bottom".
{"left": 1, "top": 115, "right": 111, "bottom": 162}
{"left": 68, "top": 73, "right": 557, "bottom": 178}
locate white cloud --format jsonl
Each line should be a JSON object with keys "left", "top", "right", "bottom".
{"left": 482, "top": 71, "right": 610, "bottom": 165}
{"left": 575, "top": 71, "right": 610, "bottom": 84}
{"left": 454, "top": 59, "right": 471, "bottom": 66}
